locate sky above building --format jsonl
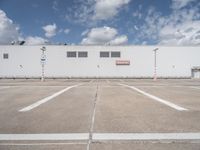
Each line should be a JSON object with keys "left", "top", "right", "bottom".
{"left": 0, "top": 0, "right": 200, "bottom": 45}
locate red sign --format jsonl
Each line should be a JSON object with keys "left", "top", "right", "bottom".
{"left": 116, "top": 60, "right": 130, "bottom": 65}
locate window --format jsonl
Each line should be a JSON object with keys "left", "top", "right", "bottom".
{"left": 100, "top": 51, "right": 109, "bottom": 58}
{"left": 67, "top": 51, "right": 76, "bottom": 57}
{"left": 3, "top": 53, "right": 9, "bottom": 59}
{"left": 78, "top": 51, "right": 88, "bottom": 57}
{"left": 111, "top": 51, "right": 121, "bottom": 57}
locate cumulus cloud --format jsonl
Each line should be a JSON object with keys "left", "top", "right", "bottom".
{"left": 0, "top": 9, "right": 49, "bottom": 45}
{"left": 81, "top": 29, "right": 89, "bottom": 36}
{"left": 93, "top": 0, "right": 130, "bottom": 20}
{"left": 109, "top": 35, "right": 128, "bottom": 45}
{"left": 25, "top": 36, "right": 48, "bottom": 45}
{"left": 65, "top": 0, "right": 130, "bottom": 24}
{"left": 81, "top": 26, "right": 128, "bottom": 45}
{"left": 42, "top": 23, "right": 57, "bottom": 38}
{"left": 159, "top": 21, "right": 200, "bottom": 45}
{"left": 135, "top": 2, "right": 200, "bottom": 46}
{"left": 0, "top": 9, "right": 20, "bottom": 44}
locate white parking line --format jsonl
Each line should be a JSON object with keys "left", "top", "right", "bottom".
{"left": 0, "top": 142, "right": 87, "bottom": 146}
{"left": 19, "top": 84, "right": 81, "bottom": 112}
{"left": 190, "top": 86, "right": 200, "bottom": 90}
{"left": 93, "top": 133, "right": 200, "bottom": 140}
{"left": 119, "top": 83, "right": 188, "bottom": 111}
{"left": 119, "top": 79, "right": 124, "bottom": 82}
{"left": 106, "top": 80, "right": 110, "bottom": 83}
{"left": 0, "top": 86, "right": 10, "bottom": 90}
{"left": 0, "top": 133, "right": 200, "bottom": 141}
{"left": 0, "top": 133, "right": 89, "bottom": 140}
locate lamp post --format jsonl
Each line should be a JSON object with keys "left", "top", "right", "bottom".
{"left": 153, "top": 48, "right": 159, "bottom": 81}
{"left": 40, "top": 46, "right": 46, "bottom": 82}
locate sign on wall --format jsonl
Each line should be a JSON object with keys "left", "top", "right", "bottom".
{"left": 116, "top": 60, "right": 130, "bottom": 65}
{"left": 40, "top": 54, "right": 46, "bottom": 64}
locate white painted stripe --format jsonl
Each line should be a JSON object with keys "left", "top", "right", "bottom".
{"left": 119, "top": 83, "right": 188, "bottom": 111}
{"left": 106, "top": 80, "right": 110, "bottom": 83}
{"left": 19, "top": 84, "right": 81, "bottom": 112}
{"left": 0, "top": 86, "right": 10, "bottom": 90}
{"left": 0, "top": 133, "right": 89, "bottom": 141}
{"left": 0, "top": 142, "right": 87, "bottom": 146}
{"left": 0, "top": 133, "right": 200, "bottom": 141}
{"left": 1, "top": 133, "right": 200, "bottom": 141}
{"left": 190, "top": 86, "right": 200, "bottom": 90}
{"left": 93, "top": 133, "right": 200, "bottom": 140}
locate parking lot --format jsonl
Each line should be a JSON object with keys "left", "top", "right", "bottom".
{"left": 0, "top": 79, "right": 200, "bottom": 150}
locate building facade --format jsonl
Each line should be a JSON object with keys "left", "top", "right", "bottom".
{"left": 0, "top": 45, "right": 200, "bottom": 78}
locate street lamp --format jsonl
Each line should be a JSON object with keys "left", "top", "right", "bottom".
{"left": 153, "top": 48, "right": 159, "bottom": 81}
{"left": 40, "top": 46, "right": 46, "bottom": 82}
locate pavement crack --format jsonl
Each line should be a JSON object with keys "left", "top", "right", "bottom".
{"left": 86, "top": 82, "right": 99, "bottom": 150}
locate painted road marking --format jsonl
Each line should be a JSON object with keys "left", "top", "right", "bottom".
{"left": 119, "top": 83, "right": 188, "bottom": 111}
{"left": 190, "top": 86, "right": 200, "bottom": 90}
{"left": 93, "top": 133, "right": 200, "bottom": 140}
{"left": 0, "top": 142, "right": 87, "bottom": 146}
{"left": 0, "top": 133, "right": 200, "bottom": 141}
{"left": 106, "top": 80, "right": 110, "bottom": 83}
{"left": 19, "top": 84, "right": 81, "bottom": 112}
{"left": 0, "top": 86, "right": 10, "bottom": 90}
{"left": 0, "top": 133, "right": 89, "bottom": 141}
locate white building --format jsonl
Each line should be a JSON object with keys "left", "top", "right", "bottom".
{"left": 0, "top": 45, "right": 200, "bottom": 79}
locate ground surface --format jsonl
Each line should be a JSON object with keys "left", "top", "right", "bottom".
{"left": 0, "top": 79, "right": 200, "bottom": 150}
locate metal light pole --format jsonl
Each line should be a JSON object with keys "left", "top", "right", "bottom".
{"left": 40, "top": 46, "right": 46, "bottom": 82}
{"left": 153, "top": 48, "right": 159, "bottom": 81}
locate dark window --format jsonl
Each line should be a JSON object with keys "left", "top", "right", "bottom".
{"left": 111, "top": 51, "right": 121, "bottom": 57}
{"left": 67, "top": 51, "right": 76, "bottom": 57}
{"left": 100, "top": 51, "right": 109, "bottom": 58}
{"left": 78, "top": 51, "right": 88, "bottom": 57}
{"left": 3, "top": 53, "right": 9, "bottom": 59}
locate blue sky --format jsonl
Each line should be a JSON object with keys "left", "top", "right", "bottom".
{"left": 0, "top": 0, "right": 199, "bottom": 45}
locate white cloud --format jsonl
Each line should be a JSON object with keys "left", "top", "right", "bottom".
{"left": 42, "top": 23, "right": 57, "bottom": 38}
{"left": 172, "top": 0, "right": 196, "bottom": 9}
{"left": 135, "top": 3, "right": 200, "bottom": 46}
{"left": 81, "top": 29, "right": 89, "bottom": 36}
{"left": 52, "top": 0, "right": 59, "bottom": 11}
{"left": 159, "top": 21, "right": 200, "bottom": 45}
{"left": 0, "top": 9, "right": 20, "bottom": 44}
{"left": 25, "top": 36, "right": 48, "bottom": 45}
{"left": 158, "top": 6, "right": 200, "bottom": 45}
{"left": 64, "top": 28, "right": 70, "bottom": 34}
{"left": 132, "top": 11, "right": 142, "bottom": 19}
{"left": 110, "top": 35, "right": 128, "bottom": 45}
{"left": 65, "top": 0, "right": 130, "bottom": 24}
{"left": 134, "top": 25, "right": 139, "bottom": 30}
{"left": 93, "top": 0, "right": 130, "bottom": 20}
{"left": 0, "top": 9, "right": 49, "bottom": 45}
{"left": 65, "top": 0, "right": 95, "bottom": 24}
{"left": 81, "top": 26, "right": 128, "bottom": 45}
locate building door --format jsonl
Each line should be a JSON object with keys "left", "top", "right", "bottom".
{"left": 194, "top": 71, "right": 200, "bottom": 78}
{"left": 192, "top": 67, "right": 200, "bottom": 79}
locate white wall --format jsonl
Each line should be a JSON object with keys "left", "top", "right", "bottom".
{"left": 0, "top": 45, "right": 199, "bottom": 78}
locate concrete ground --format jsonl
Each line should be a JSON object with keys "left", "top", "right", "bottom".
{"left": 0, "top": 79, "right": 200, "bottom": 150}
